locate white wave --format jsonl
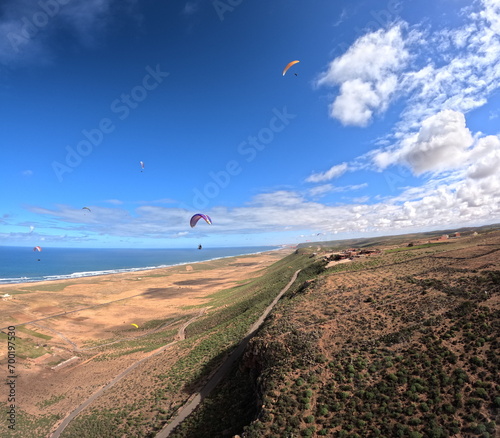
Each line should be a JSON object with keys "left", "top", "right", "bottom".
{"left": 0, "top": 247, "right": 280, "bottom": 284}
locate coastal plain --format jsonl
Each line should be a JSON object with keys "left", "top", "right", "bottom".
{"left": 0, "top": 249, "right": 291, "bottom": 436}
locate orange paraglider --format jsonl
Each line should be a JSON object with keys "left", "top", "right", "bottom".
{"left": 282, "top": 60, "right": 300, "bottom": 76}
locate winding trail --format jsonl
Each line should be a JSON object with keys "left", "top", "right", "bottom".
{"left": 156, "top": 269, "right": 301, "bottom": 438}
{"left": 49, "top": 308, "right": 207, "bottom": 438}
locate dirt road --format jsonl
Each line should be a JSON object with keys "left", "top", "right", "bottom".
{"left": 155, "top": 269, "right": 301, "bottom": 437}
{"left": 49, "top": 308, "right": 206, "bottom": 438}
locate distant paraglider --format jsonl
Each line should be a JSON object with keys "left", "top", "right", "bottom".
{"left": 33, "top": 246, "right": 41, "bottom": 261}
{"left": 190, "top": 214, "right": 212, "bottom": 228}
{"left": 282, "top": 60, "right": 300, "bottom": 76}
{"left": 82, "top": 207, "right": 91, "bottom": 213}
{"left": 131, "top": 323, "right": 139, "bottom": 329}
{"left": 191, "top": 214, "right": 211, "bottom": 249}
{"left": 140, "top": 161, "right": 144, "bottom": 172}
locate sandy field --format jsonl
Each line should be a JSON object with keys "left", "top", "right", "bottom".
{"left": 0, "top": 249, "right": 291, "bottom": 420}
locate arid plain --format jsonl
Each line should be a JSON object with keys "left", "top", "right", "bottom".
{"left": 0, "top": 249, "right": 290, "bottom": 435}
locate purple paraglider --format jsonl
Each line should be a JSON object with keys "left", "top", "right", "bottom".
{"left": 190, "top": 214, "right": 212, "bottom": 228}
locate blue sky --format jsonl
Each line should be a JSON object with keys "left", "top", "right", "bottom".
{"left": 1, "top": 0, "right": 499, "bottom": 248}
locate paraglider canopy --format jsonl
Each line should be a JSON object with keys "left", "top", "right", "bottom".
{"left": 190, "top": 214, "right": 212, "bottom": 228}
{"left": 82, "top": 207, "right": 91, "bottom": 212}
{"left": 140, "top": 161, "right": 144, "bottom": 171}
{"left": 282, "top": 60, "right": 300, "bottom": 76}
{"left": 33, "top": 246, "right": 42, "bottom": 252}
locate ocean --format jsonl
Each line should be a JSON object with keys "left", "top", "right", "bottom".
{"left": 0, "top": 246, "right": 280, "bottom": 284}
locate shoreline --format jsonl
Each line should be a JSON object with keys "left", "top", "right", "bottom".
{"left": 0, "top": 247, "right": 295, "bottom": 427}
{"left": 0, "top": 246, "right": 287, "bottom": 287}
{"left": 0, "top": 248, "right": 293, "bottom": 329}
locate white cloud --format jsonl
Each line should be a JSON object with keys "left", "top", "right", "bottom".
{"left": 396, "top": 0, "right": 500, "bottom": 136}
{"left": 372, "top": 108, "right": 500, "bottom": 187}
{"left": 25, "top": 167, "right": 500, "bottom": 242}
{"left": 308, "top": 184, "right": 334, "bottom": 197}
{"left": 336, "top": 183, "right": 368, "bottom": 192}
{"left": 467, "top": 135, "right": 500, "bottom": 179}
{"left": 318, "top": 0, "right": 500, "bottom": 183}
{"left": 250, "top": 191, "right": 305, "bottom": 207}
{"left": 398, "top": 109, "right": 474, "bottom": 174}
{"left": 307, "top": 183, "right": 367, "bottom": 198}
{"left": 105, "top": 199, "right": 123, "bottom": 205}
{"left": 352, "top": 196, "right": 370, "bottom": 203}
{"left": 315, "top": 25, "right": 409, "bottom": 126}
{"left": 306, "top": 162, "right": 348, "bottom": 183}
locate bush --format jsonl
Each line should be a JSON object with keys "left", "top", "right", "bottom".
{"left": 296, "top": 378, "right": 305, "bottom": 387}
{"left": 419, "top": 402, "right": 429, "bottom": 412}
{"left": 317, "top": 406, "right": 329, "bottom": 416}
{"left": 301, "top": 426, "right": 315, "bottom": 437}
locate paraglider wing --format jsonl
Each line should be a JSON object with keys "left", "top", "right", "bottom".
{"left": 33, "top": 246, "right": 42, "bottom": 252}
{"left": 131, "top": 323, "right": 139, "bottom": 329}
{"left": 190, "top": 214, "right": 212, "bottom": 228}
{"left": 82, "top": 207, "right": 91, "bottom": 212}
{"left": 282, "top": 60, "right": 300, "bottom": 76}
{"left": 140, "top": 161, "right": 144, "bottom": 170}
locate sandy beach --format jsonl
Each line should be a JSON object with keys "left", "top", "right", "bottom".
{"left": 0, "top": 249, "right": 291, "bottom": 425}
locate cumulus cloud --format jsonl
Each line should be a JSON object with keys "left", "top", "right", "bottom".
{"left": 376, "top": 109, "right": 474, "bottom": 174}
{"left": 316, "top": 0, "right": 500, "bottom": 185}
{"left": 467, "top": 135, "right": 500, "bottom": 179}
{"left": 306, "top": 162, "right": 348, "bottom": 183}
{"left": 315, "top": 25, "right": 409, "bottom": 126}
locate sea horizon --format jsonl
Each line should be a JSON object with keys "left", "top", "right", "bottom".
{"left": 0, "top": 245, "right": 282, "bottom": 285}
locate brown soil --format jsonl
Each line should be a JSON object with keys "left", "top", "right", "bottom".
{"left": 0, "top": 250, "right": 290, "bottom": 422}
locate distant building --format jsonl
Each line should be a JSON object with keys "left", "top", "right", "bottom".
{"left": 2, "top": 294, "right": 11, "bottom": 301}
{"left": 439, "top": 234, "right": 449, "bottom": 240}
{"left": 451, "top": 232, "right": 461, "bottom": 238}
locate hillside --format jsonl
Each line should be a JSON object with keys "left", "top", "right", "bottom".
{"left": 296, "top": 223, "right": 500, "bottom": 250}
{"left": 171, "top": 231, "right": 499, "bottom": 437}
